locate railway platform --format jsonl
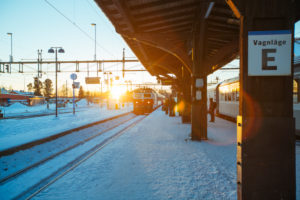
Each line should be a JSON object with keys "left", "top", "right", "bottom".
{"left": 27, "top": 108, "right": 300, "bottom": 199}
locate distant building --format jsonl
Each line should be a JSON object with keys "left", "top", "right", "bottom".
{"left": 0, "top": 88, "right": 35, "bottom": 106}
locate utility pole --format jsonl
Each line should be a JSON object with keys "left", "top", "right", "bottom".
{"left": 7, "top": 33, "right": 13, "bottom": 62}
{"left": 66, "top": 80, "right": 68, "bottom": 97}
{"left": 122, "top": 48, "right": 125, "bottom": 78}
{"left": 37, "top": 49, "right": 43, "bottom": 78}
{"left": 91, "top": 23, "right": 96, "bottom": 60}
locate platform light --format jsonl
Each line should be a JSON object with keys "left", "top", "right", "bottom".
{"left": 48, "top": 47, "right": 65, "bottom": 117}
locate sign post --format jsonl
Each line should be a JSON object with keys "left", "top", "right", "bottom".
{"left": 70, "top": 73, "right": 77, "bottom": 115}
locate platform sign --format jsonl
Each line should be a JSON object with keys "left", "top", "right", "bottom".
{"left": 72, "top": 82, "right": 80, "bottom": 89}
{"left": 70, "top": 73, "right": 77, "bottom": 80}
{"left": 85, "top": 77, "right": 100, "bottom": 84}
{"left": 248, "top": 30, "right": 291, "bottom": 76}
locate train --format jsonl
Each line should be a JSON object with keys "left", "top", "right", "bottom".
{"left": 132, "top": 88, "right": 158, "bottom": 114}
{"left": 208, "top": 77, "right": 300, "bottom": 137}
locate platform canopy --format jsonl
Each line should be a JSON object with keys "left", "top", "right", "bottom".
{"left": 95, "top": 0, "right": 300, "bottom": 82}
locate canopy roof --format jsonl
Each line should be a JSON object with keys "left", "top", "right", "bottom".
{"left": 96, "top": 0, "right": 300, "bottom": 81}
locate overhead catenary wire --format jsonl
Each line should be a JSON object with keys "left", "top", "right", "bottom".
{"left": 43, "top": 0, "right": 117, "bottom": 59}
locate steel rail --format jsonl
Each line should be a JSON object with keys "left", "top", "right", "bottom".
{"left": 0, "top": 113, "right": 136, "bottom": 185}
{"left": 24, "top": 114, "right": 148, "bottom": 200}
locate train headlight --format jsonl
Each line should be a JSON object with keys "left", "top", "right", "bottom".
{"left": 136, "top": 101, "right": 139, "bottom": 104}
{"left": 147, "top": 101, "right": 151, "bottom": 104}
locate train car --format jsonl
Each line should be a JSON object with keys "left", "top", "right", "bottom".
{"left": 211, "top": 77, "right": 300, "bottom": 138}
{"left": 216, "top": 77, "right": 239, "bottom": 120}
{"left": 132, "top": 88, "right": 157, "bottom": 114}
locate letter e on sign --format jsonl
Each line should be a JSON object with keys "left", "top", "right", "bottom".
{"left": 248, "top": 30, "right": 291, "bottom": 76}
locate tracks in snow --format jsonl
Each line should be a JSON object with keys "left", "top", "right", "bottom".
{"left": 0, "top": 111, "right": 152, "bottom": 200}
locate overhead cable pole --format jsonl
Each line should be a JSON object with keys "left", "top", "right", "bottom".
{"left": 91, "top": 23, "right": 96, "bottom": 60}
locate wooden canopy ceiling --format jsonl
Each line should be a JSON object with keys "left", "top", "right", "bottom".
{"left": 95, "top": 0, "right": 298, "bottom": 81}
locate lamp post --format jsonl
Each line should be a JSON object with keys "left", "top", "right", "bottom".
{"left": 104, "top": 71, "right": 112, "bottom": 92}
{"left": 7, "top": 33, "right": 13, "bottom": 62}
{"left": 48, "top": 47, "right": 65, "bottom": 117}
{"left": 91, "top": 23, "right": 96, "bottom": 60}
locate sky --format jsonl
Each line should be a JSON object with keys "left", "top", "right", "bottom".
{"left": 0, "top": 0, "right": 157, "bottom": 93}
{"left": 0, "top": 0, "right": 299, "bottom": 91}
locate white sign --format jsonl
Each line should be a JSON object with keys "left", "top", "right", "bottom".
{"left": 195, "top": 78, "right": 204, "bottom": 88}
{"left": 70, "top": 73, "right": 77, "bottom": 80}
{"left": 196, "top": 90, "right": 202, "bottom": 100}
{"left": 248, "top": 30, "right": 291, "bottom": 76}
{"left": 73, "top": 82, "right": 80, "bottom": 89}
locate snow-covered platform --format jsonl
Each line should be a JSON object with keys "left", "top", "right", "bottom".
{"left": 33, "top": 109, "right": 239, "bottom": 199}
{"left": 2, "top": 107, "right": 300, "bottom": 199}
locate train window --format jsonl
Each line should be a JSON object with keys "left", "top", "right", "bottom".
{"left": 236, "top": 91, "right": 239, "bottom": 101}
{"left": 228, "top": 92, "right": 231, "bottom": 101}
{"left": 232, "top": 89, "right": 236, "bottom": 101}
{"left": 134, "top": 93, "right": 143, "bottom": 98}
{"left": 144, "top": 94, "right": 151, "bottom": 98}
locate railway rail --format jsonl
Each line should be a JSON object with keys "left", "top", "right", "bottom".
{"left": 0, "top": 106, "right": 160, "bottom": 200}
{"left": 0, "top": 112, "right": 132, "bottom": 156}
{"left": 0, "top": 113, "right": 135, "bottom": 184}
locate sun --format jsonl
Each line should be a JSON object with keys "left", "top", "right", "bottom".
{"left": 110, "top": 86, "right": 125, "bottom": 100}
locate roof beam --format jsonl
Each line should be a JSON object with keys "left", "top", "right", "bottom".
{"left": 142, "top": 22, "right": 193, "bottom": 33}
{"left": 128, "top": 0, "right": 184, "bottom": 10}
{"left": 136, "top": 11, "right": 195, "bottom": 26}
{"left": 204, "top": 40, "right": 239, "bottom": 72}
{"left": 132, "top": 1, "right": 199, "bottom": 19}
{"left": 122, "top": 32, "right": 192, "bottom": 74}
{"left": 138, "top": 15, "right": 195, "bottom": 31}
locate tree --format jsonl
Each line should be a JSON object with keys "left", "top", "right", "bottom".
{"left": 43, "top": 79, "right": 53, "bottom": 98}
{"left": 78, "top": 86, "right": 85, "bottom": 98}
{"left": 27, "top": 83, "right": 33, "bottom": 92}
{"left": 33, "top": 77, "right": 42, "bottom": 96}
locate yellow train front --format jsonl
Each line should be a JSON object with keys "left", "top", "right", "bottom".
{"left": 132, "top": 88, "right": 157, "bottom": 115}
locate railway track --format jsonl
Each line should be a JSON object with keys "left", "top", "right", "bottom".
{"left": 0, "top": 113, "right": 136, "bottom": 185}
{"left": 0, "top": 112, "right": 132, "bottom": 156}
{"left": 23, "top": 115, "right": 148, "bottom": 200}
{"left": 0, "top": 106, "right": 160, "bottom": 200}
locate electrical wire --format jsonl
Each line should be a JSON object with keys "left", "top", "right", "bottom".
{"left": 84, "top": 0, "right": 124, "bottom": 43}
{"left": 44, "top": 0, "right": 117, "bottom": 58}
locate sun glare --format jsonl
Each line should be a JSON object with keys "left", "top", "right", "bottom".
{"left": 110, "top": 86, "right": 125, "bottom": 100}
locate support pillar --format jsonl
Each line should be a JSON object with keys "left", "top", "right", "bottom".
{"left": 191, "top": 76, "right": 207, "bottom": 140}
{"left": 237, "top": 0, "right": 295, "bottom": 199}
{"left": 181, "top": 75, "right": 191, "bottom": 123}
{"left": 191, "top": 19, "right": 207, "bottom": 140}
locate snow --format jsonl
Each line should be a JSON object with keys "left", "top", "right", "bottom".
{"left": 0, "top": 103, "right": 133, "bottom": 151}
{"left": 32, "top": 110, "right": 299, "bottom": 200}
{"left": 0, "top": 108, "right": 299, "bottom": 199}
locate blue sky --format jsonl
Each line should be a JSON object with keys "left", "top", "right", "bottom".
{"left": 0, "top": 0, "right": 299, "bottom": 90}
{"left": 0, "top": 0, "right": 155, "bottom": 91}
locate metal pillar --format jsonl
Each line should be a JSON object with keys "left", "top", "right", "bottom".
{"left": 122, "top": 48, "right": 125, "bottom": 78}
{"left": 237, "top": 0, "right": 295, "bottom": 199}
{"left": 55, "top": 50, "right": 58, "bottom": 117}
{"left": 191, "top": 20, "right": 207, "bottom": 140}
